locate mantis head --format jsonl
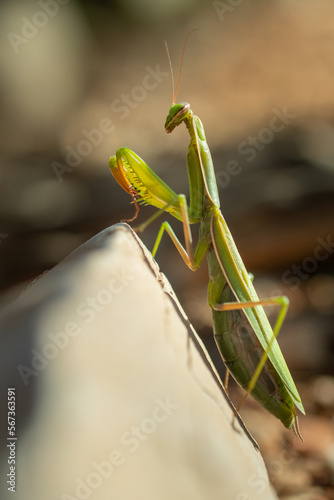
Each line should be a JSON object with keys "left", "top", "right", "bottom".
{"left": 165, "top": 102, "right": 191, "bottom": 133}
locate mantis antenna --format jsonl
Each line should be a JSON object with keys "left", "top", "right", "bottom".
{"left": 164, "top": 29, "right": 199, "bottom": 104}
{"left": 164, "top": 41, "right": 175, "bottom": 104}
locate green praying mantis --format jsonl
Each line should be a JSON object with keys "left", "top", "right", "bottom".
{"left": 109, "top": 44, "right": 305, "bottom": 439}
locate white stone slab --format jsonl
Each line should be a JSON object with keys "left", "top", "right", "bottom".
{"left": 0, "top": 223, "right": 277, "bottom": 500}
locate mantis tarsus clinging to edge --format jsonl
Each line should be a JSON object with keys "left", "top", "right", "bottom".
{"left": 109, "top": 41, "right": 305, "bottom": 439}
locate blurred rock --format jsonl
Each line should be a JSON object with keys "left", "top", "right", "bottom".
{"left": 0, "top": 0, "right": 92, "bottom": 155}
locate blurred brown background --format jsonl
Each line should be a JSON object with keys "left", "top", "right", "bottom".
{"left": 1, "top": 0, "right": 334, "bottom": 497}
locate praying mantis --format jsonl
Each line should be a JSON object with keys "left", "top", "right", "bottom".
{"left": 109, "top": 45, "right": 305, "bottom": 439}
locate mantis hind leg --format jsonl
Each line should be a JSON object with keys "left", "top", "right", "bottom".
{"left": 213, "top": 295, "right": 303, "bottom": 440}
{"left": 213, "top": 295, "right": 289, "bottom": 393}
{"left": 212, "top": 295, "right": 292, "bottom": 418}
